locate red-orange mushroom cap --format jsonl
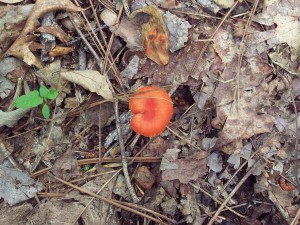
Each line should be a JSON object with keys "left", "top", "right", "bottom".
{"left": 129, "top": 86, "right": 173, "bottom": 137}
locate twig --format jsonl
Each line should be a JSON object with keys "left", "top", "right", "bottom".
{"left": 189, "top": 183, "right": 245, "bottom": 218}
{"left": 121, "top": 0, "right": 131, "bottom": 16}
{"left": 77, "top": 156, "right": 162, "bottom": 165}
{"left": 68, "top": 14, "right": 139, "bottom": 203}
{"left": 52, "top": 175, "right": 170, "bottom": 225}
{"left": 291, "top": 207, "right": 300, "bottom": 225}
{"left": 220, "top": 146, "right": 261, "bottom": 192}
{"left": 207, "top": 160, "right": 264, "bottom": 225}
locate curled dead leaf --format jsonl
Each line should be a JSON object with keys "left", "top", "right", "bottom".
{"left": 36, "top": 25, "right": 70, "bottom": 44}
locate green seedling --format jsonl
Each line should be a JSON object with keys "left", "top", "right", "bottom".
{"left": 14, "top": 85, "right": 58, "bottom": 119}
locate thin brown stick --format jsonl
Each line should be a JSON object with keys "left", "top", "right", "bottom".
{"left": 207, "top": 160, "right": 263, "bottom": 225}
{"left": 52, "top": 175, "right": 170, "bottom": 225}
{"left": 77, "top": 156, "right": 162, "bottom": 165}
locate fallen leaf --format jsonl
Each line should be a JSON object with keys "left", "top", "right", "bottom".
{"left": 35, "top": 60, "right": 64, "bottom": 90}
{"left": 0, "top": 165, "right": 44, "bottom": 205}
{"left": 0, "top": 76, "right": 14, "bottom": 99}
{"left": 61, "top": 70, "right": 113, "bottom": 100}
{"left": 134, "top": 166, "right": 156, "bottom": 190}
{"left": 0, "top": 203, "right": 32, "bottom": 225}
{"left": 49, "top": 46, "right": 74, "bottom": 57}
{"left": 36, "top": 24, "right": 70, "bottom": 44}
{"left": 211, "top": 27, "right": 273, "bottom": 154}
{"left": 27, "top": 199, "right": 85, "bottom": 224}
{"left": 247, "top": 0, "right": 300, "bottom": 60}
{"left": 163, "top": 11, "right": 191, "bottom": 53}
{"left": 0, "top": 4, "right": 33, "bottom": 54}
{"left": 160, "top": 149, "right": 208, "bottom": 184}
{"left": 0, "top": 108, "right": 30, "bottom": 127}
{"left": 2, "top": 0, "right": 82, "bottom": 67}
{"left": 100, "top": 9, "right": 142, "bottom": 50}
{"left": 207, "top": 152, "right": 222, "bottom": 173}
{"left": 134, "top": 41, "right": 214, "bottom": 86}
{"left": 213, "top": 87, "right": 274, "bottom": 154}
{"left": 131, "top": 5, "right": 169, "bottom": 65}
{"left": 51, "top": 148, "right": 81, "bottom": 181}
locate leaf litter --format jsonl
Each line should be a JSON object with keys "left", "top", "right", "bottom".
{"left": 0, "top": 0, "right": 300, "bottom": 224}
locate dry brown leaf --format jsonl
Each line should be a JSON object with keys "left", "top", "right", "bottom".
{"left": 61, "top": 70, "right": 113, "bottom": 100}
{"left": 160, "top": 149, "right": 208, "bottom": 184}
{"left": 0, "top": 4, "right": 33, "bottom": 54}
{"left": 100, "top": 9, "right": 142, "bottom": 50}
{"left": 134, "top": 166, "right": 156, "bottom": 190}
{"left": 36, "top": 24, "right": 70, "bottom": 44}
{"left": 213, "top": 87, "right": 274, "bottom": 154}
{"left": 49, "top": 46, "right": 74, "bottom": 57}
{"left": 131, "top": 5, "right": 169, "bottom": 65}
{"left": 51, "top": 148, "right": 81, "bottom": 181}
{"left": 2, "top": 0, "right": 82, "bottom": 67}
{"left": 135, "top": 41, "right": 214, "bottom": 86}
{"left": 211, "top": 27, "right": 273, "bottom": 154}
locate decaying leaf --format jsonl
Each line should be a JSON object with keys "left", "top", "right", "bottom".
{"left": 160, "top": 149, "right": 208, "bottom": 184}
{"left": 213, "top": 87, "right": 274, "bottom": 154}
{"left": 0, "top": 165, "right": 44, "bottom": 205}
{"left": 246, "top": 0, "right": 300, "bottom": 60}
{"left": 0, "top": 108, "right": 30, "bottom": 127}
{"left": 49, "top": 46, "right": 74, "bottom": 57}
{"left": 51, "top": 148, "right": 81, "bottom": 181}
{"left": 2, "top": 0, "right": 82, "bottom": 67}
{"left": 131, "top": 5, "right": 169, "bottom": 65}
{"left": 100, "top": 9, "right": 142, "bottom": 50}
{"left": 0, "top": 4, "right": 33, "bottom": 54}
{"left": 163, "top": 11, "right": 191, "bottom": 53}
{"left": 0, "top": 76, "right": 14, "bottom": 99}
{"left": 211, "top": 27, "right": 273, "bottom": 154}
{"left": 35, "top": 60, "right": 64, "bottom": 90}
{"left": 36, "top": 24, "right": 70, "bottom": 44}
{"left": 61, "top": 70, "right": 113, "bottom": 100}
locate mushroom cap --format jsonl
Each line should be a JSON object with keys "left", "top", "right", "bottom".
{"left": 129, "top": 86, "right": 173, "bottom": 137}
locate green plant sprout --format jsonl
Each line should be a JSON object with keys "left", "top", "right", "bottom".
{"left": 14, "top": 85, "right": 58, "bottom": 119}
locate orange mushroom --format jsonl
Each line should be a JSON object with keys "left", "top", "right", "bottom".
{"left": 129, "top": 86, "right": 173, "bottom": 137}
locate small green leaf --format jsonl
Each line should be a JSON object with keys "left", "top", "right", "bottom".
{"left": 14, "top": 91, "right": 43, "bottom": 109}
{"left": 42, "top": 104, "right": 50, "bottom": 119}
{"left": 45, "top": 88, "right": 58, "bottom": 100}
{"left": 39, "top": 85, "right": 49, "bottom": 98}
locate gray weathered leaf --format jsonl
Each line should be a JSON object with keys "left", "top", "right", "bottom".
{"left": 0, "top": 108, "right": 30, "bottom": 127}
